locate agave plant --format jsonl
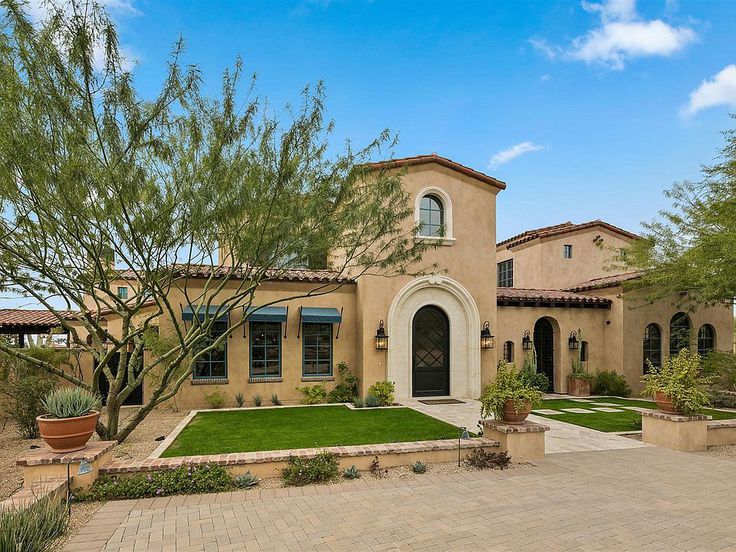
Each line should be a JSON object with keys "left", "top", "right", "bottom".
{"left": 233, "top": 471, "right": 260, "bottom": 489}
{"left": 42, "top": 388, "right": 99, "bottom": 419}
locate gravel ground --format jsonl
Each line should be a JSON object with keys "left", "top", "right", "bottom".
{"left": 706, "top": 444, "right": 736, "bottom": 460}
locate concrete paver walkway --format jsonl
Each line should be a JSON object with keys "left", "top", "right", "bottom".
{"left": 65, "top": 446, "right": 736, "bottom": 551}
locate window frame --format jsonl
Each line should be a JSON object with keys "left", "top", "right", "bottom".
{"left": 192, "top": 320, "right": 228, "bottom": 380}
{"left": 418, "top": 194, "right": 444, "bottom": 238}
{"left": 302, "top": 323, "right": 333, "bottom": 377}
{"left": 414, "top": 187, "right": 454, "bottom": 242}
{"left": 669, "top": 312, "right": 691, "bottom": 357}
{"left": 643, "top": 323, "right": 662, "bottom": 374}
{"left": 249, "top": 321, "right": 282, "bottom": 379}
{"left": 497, "top": 259, "right": 514, "bottom": 288}
{"left": 502, "top": 340, "right": 514, "bottom": 363}
{"left": 697, "top": 324, "right": 716, "bottom": 357}
{"left": 580, "top": 341, "right": 589, "bottom": 363}
{"left": 117, "top": 286, "right": 129, "bottom": 300}
{"left": 563, "top": 244, "right": 573, "bottom": 259}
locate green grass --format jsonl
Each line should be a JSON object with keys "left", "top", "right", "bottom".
{"left": 533, "top": 396, "right": 736, "bottom": 432}
{"left": 162, "top": 405, "right": 461, "bottom": 457}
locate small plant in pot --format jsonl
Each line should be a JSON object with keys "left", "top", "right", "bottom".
{"left": 37, "top": 388, "right": 100, "bottom": 453}
{"left": 480, "top": 361, "right": 542, "bottom": 424}
{"left": 641, "top": 348, "right": 714, "bottom": 416}
{"left": 567, "top": 330, "right": 593, "bottom": 396}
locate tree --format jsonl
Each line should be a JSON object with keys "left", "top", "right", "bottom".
{"left": 0, "top": 1, "right": 431, "bottom": 442}
{"left": 618, "top": 117, "right": 736, "bottom": 307}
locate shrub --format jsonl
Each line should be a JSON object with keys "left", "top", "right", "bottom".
{"left": 270, "top": 394, "right": 282, "bottom": 406}
{"left": 464, "top": 449, "right": 511, "bottom": 470}
{"left": 327, "top": 362, "right": 359, "bottom": 403}
{"left": 252, "top": 394, "right": 263, "bottom": 407}
{"left": 233, "top": 471, "right": 260, "bottom": 489}
{"left": 702, "top": 351, "right": 736, "bottom": 392}
{"left": 0, "top": 359, "right": 57, "bottom": 438}
{"left": 364, "top": 395, "right": 381, "bottom": 408}
{"left": 76, "top": 463, "right": 232, "bottom": 501}
{"left": 343, "top": 465, "right": 361, "bottom": 479}
{"left": 235, "top": 392, "right": 245, "bottom": 408}
{"left": 366, "top": 380, "right": 395, "bottom": 406}
{"left": 479, "top": 362, "right": 543, "bottom": 420}
{"left": 592, "top": 370, "right": 632, "bottom": 397}
{"left": 369, "top": 456, "right": 386, "bottom": 478}
{"left": 412, "top": 461, "right": 427, "bottom": 474}
{"left": 518, "top": 368, "right": 550, "bottom": 393}
{"left": 205, "top": 391, "right": 226, "bottom": 409}
{"left": 296, "top": 384, "right": 327, "bottom": 405}
{"left": 352, "top": 397, "right": 364, "bottom": 408}
{"left": 641, "top": 349, "right": 715, "bottom": 416}
{"left": 0, "top": 497, "right": 68, "bottom": 551}
{"left": 710, "top": 391, "right": 736, "bottom": 409}
{"left": 282, "top": 452, "right": 339, "bottom": 486}
{"left": 42, "top": 387, "right": 99, "bottom": 419}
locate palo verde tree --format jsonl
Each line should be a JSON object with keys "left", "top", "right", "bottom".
{"left": 0, "top": 1, "right": 431, "bottom": 442}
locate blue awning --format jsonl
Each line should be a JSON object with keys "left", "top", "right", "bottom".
{"left": 182, "top": 305, "right": 229, "bottom": 322}
{"left": 300, "top": 307, "right": 342, "bottom": 324}
{"left": 245, "top": 306, "right": 288, "bottom": 323}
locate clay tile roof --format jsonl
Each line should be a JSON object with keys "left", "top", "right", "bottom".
{"left": 565, "top": 271, "right": 645, "bottom": 292}
{"left": 368, "top": 154, "right": 506, "bottom": 190}
{"left": 496, "top": 287, "right": 612, "bottom": 307}
{"left": 497, "top": 219, "right": 639, "bottom": 249}
{"left": 118, "top": 265, "right": 355, "bottom": 284}
{"left": 0, "top": 309, "right": 77, "bottom": 330}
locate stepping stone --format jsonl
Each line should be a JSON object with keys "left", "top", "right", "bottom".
{"left": 560, "top": 408, "right": 596, "bottom": 414}
{"left": 591, "top": 402, "right": 625, "bottom": 407}
{"left": 590, "top": 407, "right": 624, "bottom": 413}
{"left": 569, "top": 398, "right": 596, "bottom": 402}
{"left": 620, "top": 406, "right": 649, "bottom": 412}
{"left": 532, "top": 409, "right": 563, "bottom": 415}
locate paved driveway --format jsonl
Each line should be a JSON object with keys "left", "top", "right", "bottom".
{"left": 65, "top": 447, "right": 736, "bottom": 551}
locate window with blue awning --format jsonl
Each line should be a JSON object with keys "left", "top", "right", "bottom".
{"left": 181, "top": 305, "right": 229, "bottom": 322}
{"left": 244, "top": 306, "right": 288, "bottom": 323}
{"left": 300, "top": 307, "right": 342, "bottom": 324}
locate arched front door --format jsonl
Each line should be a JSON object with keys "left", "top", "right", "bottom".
{"left": 534, "top": 318, "right": 555, "bottom": 392}
{"left": 412, "top": 305, "right": 450, "bottom": 396}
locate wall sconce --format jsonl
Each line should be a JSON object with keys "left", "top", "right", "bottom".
{"left": 375, "top": 320, "right": 389, "bottom": 350}
{"left": 568, "top": 330, "right": 580, "bottom": 350}
{"left": 480, "top": 321, "right": 495, "bottom": 349}
{"left": 522, "top": 330, "right": 533, "bottom": 350}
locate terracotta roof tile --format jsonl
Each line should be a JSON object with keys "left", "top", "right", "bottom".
{"left": 118, "top": 264, "right": 355, "bottom": 284}
{"left": 368, "top": 154, "right": 506, "bottom": 190}
{"left": 0, "top": 309, "right": 76, "bottom": 330}
{"left": 497, "top": 220, "right": 639, "bottom": 249}
{"left": 565, "top": 271, "right": 645, "bottom": 292}
{"left": 497, "top": 287, "right": 612, "bottom": 306}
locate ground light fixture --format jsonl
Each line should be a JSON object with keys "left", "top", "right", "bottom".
{"left": 480, "top": 321, "right": 495, "bottom": 349}
{"left": 375, "top": 320, "right": 389, "bottom": 350}
{"left": 67, "top": 460, "right": 94, "bottom": 511}
{"left": 568, "top": 331, "right": 580, "bottom": 350}
{"left": 457, "top": 426, "right": 471, "bottom": 466}
{"left": 522, "top": 330, "right": 533, "bottom": 350}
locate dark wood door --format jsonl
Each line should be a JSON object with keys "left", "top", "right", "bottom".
{"left": 96, "top": 353, "right": 144, "bottom": 406}
{"left": 412, "top": 306, "right": 450, "bottom": 396}
{"left": 534, "top": 318, "right": 555, "bottom": 392}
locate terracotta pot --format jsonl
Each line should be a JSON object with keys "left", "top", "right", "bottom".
{"left": 501, "top": 399, "right": 531, "bottom": 424}
{"left": 37, "top": 411, "right": 100, "bottom": 453}
{"left": 567, "top": 376, "right": 591, "bottom": 397}
{"left": 654, "top": 391, "right": 681, "bottom": 414}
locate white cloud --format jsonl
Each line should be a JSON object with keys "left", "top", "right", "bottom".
{"left": 532, "top": 0, "right": 696, "bottom": 71}
{"left": 489, "top": 142, "right": 545, "bottom": 169}
{"left": 683, "top": 65, "right": 736, "bottom": 117}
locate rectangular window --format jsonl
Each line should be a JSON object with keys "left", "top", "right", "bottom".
{"left": 302, "top": 323, "right": 333, "bottom": 376}
{"left": 250, "top": 322, "right": 281, "bottom": 378}
{"left": 563, "top": 245, "right": 573, "bottom": 259}
{"left": 193, "top": 321, "right": 228, "bottom": 379}
{"left": 117, "top": 286, "right": 129, "bottom": 299}
{"left": 497, "top": 259, "right": 513, "bottom": 288}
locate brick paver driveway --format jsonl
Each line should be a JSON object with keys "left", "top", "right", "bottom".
{"left": 65, "top": 447, "right": 736, "bottom": 551}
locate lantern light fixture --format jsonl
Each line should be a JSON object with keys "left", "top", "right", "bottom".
{"left": 568, "top": 331, "right": 580, "bottom": 350}
{"left": 522, "top": 330, "right": 533, "bottom": 350}
{"left": 480, "top": 321, "right": 495, "bottom": 349}
{"left": 375, "top": 320, "right": 389, "bottom": 350}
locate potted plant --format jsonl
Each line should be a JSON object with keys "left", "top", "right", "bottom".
{"left": 567, "top": 330, "right": 593, "bottom": 396}
{"left": 480, "top": 362, "right": 543, "bottom": 424}
{"left": 37, "top": 388, "right": 100, "bottom": 453}
{"left": 641, "top": 349, "right": 714, "bottom": 416}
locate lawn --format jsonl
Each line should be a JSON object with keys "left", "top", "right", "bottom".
{"left": 161, "top": 405, "right": 462, "bottom": 457}
{"left": 532, "top": 396, "right": 736, "bottom": 433}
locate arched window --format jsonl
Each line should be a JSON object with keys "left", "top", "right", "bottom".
{"left": 503, "top": 341, "right": 514, "bottom": 363}
{"left": 418, "top": 194, "right": 444, "bottom": 237}
{"left": 697, "top": 324, "right": 716, "bottom": 357}
{"left": 643, "top": 323, "right": 662, "bottom": 373}
{"left": 669, "top": 312, "right": 691, "bottom": 357}
{"left": 580, "top": 341, "right": 589, "bottom": 362}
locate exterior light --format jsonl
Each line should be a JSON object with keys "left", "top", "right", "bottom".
{"left": 522, "top": 330, "right": 533, "bottom": 350}
{"left": 458, "top": 426, "right": 471, "bottom": 466}
{"left": 480, "top": 321, "right": 495, "bottom": 349}
{"left": 77, "top": 460, "right": 93, "bottom": 475}
{"left": 568, "top": 331, "right": 580, "bottom": 350}
{"left": 375, "top": 320, "right": 389, "bottom": 350}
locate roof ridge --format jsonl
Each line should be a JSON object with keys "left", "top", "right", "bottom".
{"left": 368, "top": 154, "right": 506, "bottom": 190}
{"left": 497, "top": 219, "right": 638, "bottom": 249}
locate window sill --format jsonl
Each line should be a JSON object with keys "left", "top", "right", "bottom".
{"left": 414, "top": 236, "right": 456, "bottom": 247}
{"left": 249, "top": 377, "right": 283, "bottom": 384}
{"left": 191, "top": 378, "right": 229, "bottom": 385}
{"left": 301, "top": 376, "right": 334, "bottom": 382}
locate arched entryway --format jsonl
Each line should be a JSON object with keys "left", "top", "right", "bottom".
{"left": 412, "top": 305, "right": 450, "bottom": 396}
{"left": 534, "top": 318, "right": 555, "bottom": 392}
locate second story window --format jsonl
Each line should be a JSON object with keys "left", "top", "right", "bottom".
{"left": 419, "top": 194, "right": 444, "bottom": 237}
{"left": 563, "top": 244, "right": 573, "bottom": 259}
{"left": 117, "top": 286, "right": 128, "bottom": 299}
{"left": 497, "top": 259, "right": 513, "bottom": 288}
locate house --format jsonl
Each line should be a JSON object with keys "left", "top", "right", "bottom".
{"left": 0, "top": 154, "right": 731, "bottom": 405}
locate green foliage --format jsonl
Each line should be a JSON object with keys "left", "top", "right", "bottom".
{"left": 480, "top": 362, "right": 543, "bottom": 420}
{"left": 234, "top": 392, "right": 245, "bottom": 408}
{"left": 702, "top": 351, "right": 736, "bottom": 392}
{"left": 282, "top": 452, "right": 339, "bottom": 486}
{"left": 342, "top": 465, "right": 361, "bottom": 479}
{"left": 42, "top": 387, "right": 99, "bottom": 419}
{"left": 464, "top": 449, "right": 511, "bottom": 470}
{"left": 411, "top": 461, "right": 427, "bottom": 474}
{"left": 0, "top": 496, "right": 68, "bottom": 552}
{"left": 364, "top": 395, "right": 381, "bottom": 408}
{"left": 270, "top": 394, "right": 282, "bottom": 406}
{"left": 233, "top": 471, "right": 260, "bottom": 489}
{"left": 592, "top": 371, "right": 632, "bottom": 397}
{"left": 252, "top": 394, "right": 263, "bottom": 407}
{"left": 518, "top": 344, "right": 550, "bottom": 391}
{"left": 296, "top": 384, "right": 327, "bottom": 405}
{"left": 366, "top": 380, "right": 395, "bottom": 406}
{"left": 641, "top": 349, "right": 715, "bottom": 416}
{"left": 327, "top": 362, "right": 359, "bottom": 403}
{"left": 76, "top": 463, "right": 232, "bottom": 501}
{"left": 205, "top": 391, "right": 226, "bottom": 409}
{"left": 352, "top": 397, "right": 364, "bottom": 408}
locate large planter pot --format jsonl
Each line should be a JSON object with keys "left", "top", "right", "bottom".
{"left": 567, "top": 376, "right": 591, "bottom": 397}
{"left": 501, "top": 399, "right": 531, "bottom": 424}
{"left": 37, "top": 411, "right": 99, "bottom": 453}
{"left": 654, "top": 391, "right": 681, "bottom": 414}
